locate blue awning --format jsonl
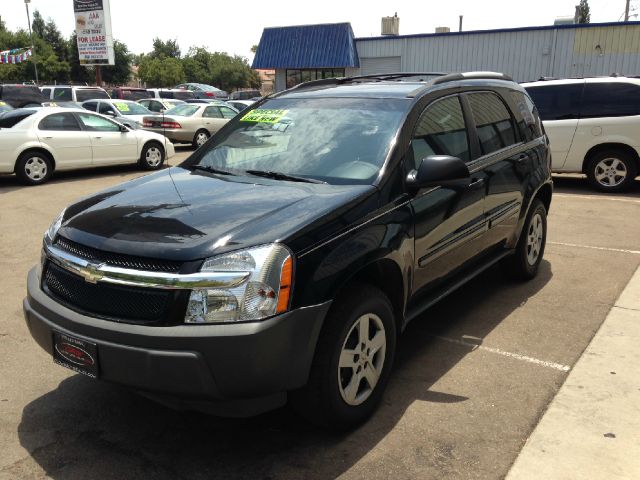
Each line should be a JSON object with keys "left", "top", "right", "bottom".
{"left": 252, "top": 23, "right": 359, "bottom": 69}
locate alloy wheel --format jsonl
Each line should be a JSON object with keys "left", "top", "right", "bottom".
{"left": 145, "top": 146, "right": 162, "bottom": 167}
{"left": 526, "top": 212, "right": 544, "bottom": 266}
{"left": 594, "top": 158, "right": 627, "bottom": 188}
{"left": 338, "top": 313, "right": 386, "bottom": 406}
{"left": 196, "top": 132, "right": 208, "bottom": 147}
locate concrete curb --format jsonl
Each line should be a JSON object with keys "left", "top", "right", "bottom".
{"left": 506, "top": 265, "right": 640, "bottom": 480}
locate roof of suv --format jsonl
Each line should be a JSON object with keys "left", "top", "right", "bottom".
{"left": 274, "top": 71, "right": 518, "bottom": 100}
{"left": 522, "top": 76, "right": 640, "bottom": 88}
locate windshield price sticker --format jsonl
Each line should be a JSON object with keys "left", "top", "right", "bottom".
{"left": 240, "top": 109, "right": 288, "bottom": 123}
{"left": 114, "top": 102, "right": 130, "bottom": 112}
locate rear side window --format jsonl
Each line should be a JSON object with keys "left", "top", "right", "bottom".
{"left": 219, "top": 106, "right": 237, "bottom": 119}
{"left": 76, "top": 88, "right": 110, "bottom": 102}
{"left": 53, "top": 88, "right": 72, "bottom": 101}
{"left": 159, "top": 90, "right": 174, "bottom": 99}
{"left": 203, "top": 106, "right": 222, "bottom": 118}
{"left": 525, "top": 84, "right": 583, "bottom": 121}
{"left": 581, "top": 83, "right": 640, "bottom": 118}
{"left": 41, "top": 88, "right": 52, "bottom": 98}
{"left": 467, "top": 92, "right": 517, "bottom": 156}
{"left": 173, "top": 90, "right": 195, "bottom": 100}
{"left": 411, "top": 95, "right": 470, "bottom": 167}
{"left": 39, "top": 112, "right": 81, "bottom": 131}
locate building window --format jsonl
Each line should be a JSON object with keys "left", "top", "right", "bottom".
{"left": 286, "top": 69, "right": 346, "bottom": 88}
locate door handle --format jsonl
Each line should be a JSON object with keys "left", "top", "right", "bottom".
{"left": 42, "top": 136, "right": 53, "bottom": 139}
{"left": 94, "top": 136, "right": 103, "bottom": 139}
{"left": 516, "top": 154, "right": 528, "bottom": 163}
{"left": 469, "top": 178, "right": 485, "bottom": 188}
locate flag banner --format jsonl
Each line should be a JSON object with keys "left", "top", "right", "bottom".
{"left": 0, "top": 48, "right": 33, "bottom": 64}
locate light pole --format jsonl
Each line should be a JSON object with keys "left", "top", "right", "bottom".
{"left": 24, "top": 0, "right": 39, "bottom": 84}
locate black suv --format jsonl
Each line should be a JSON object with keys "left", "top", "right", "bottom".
{"left": 24, "top": 72, "right": 552, "bottom": 429}
{"left": 0, "top": 84, "right": 46, "bottom": 108}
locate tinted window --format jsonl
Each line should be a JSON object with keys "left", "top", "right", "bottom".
{"left": 53, "top": 88, "right": 72, "bottom": 101}
{"left": 203, "top": 106, "right": 222, "bottom": 118}
{"left": 525, "top": 84, "right": 583, "bottom": 121}
{"left": 83, "top": 101, "right": 98, "bottom": 111}
{"left": 98, "top": 103, "right": 116, "bottom": 115}
{"left": 0, "top": 109, "right": 36, "bottom": 128}
{"left": 172, "top": 90, "right": 195, "bottom": 100}
{"left": 510, "top": 91, "right": 543, "bottom": 141}
{"left": 411, "top": 95, "right": 469, "bottom": 167}
{"left": 581, "top": 82, "right": 640, "bottom": 118}
{"left": 77, "top": 113, "right": 120, "bottom": 131}
{"left": 38, "top": 113, "right": 81, "bottom": 131}
{"left": 219, "top": 106, "right": 237, "bottom": 119}
{"left": 120, "top": 89, "right": 153, "bottom": 101}
{"left": 468, "top": 92, "right": 517, "bottom": 156}
{"left": 76, "top": 88, "right": 110, "bottom": 102}
{"left": 41, "top": 88, "right": 51, "bottom": 98}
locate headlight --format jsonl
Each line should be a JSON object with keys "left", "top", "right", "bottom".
{"left": 45, "top": 209, "right": 65, "bottom": 241}
{"left": 184, "top": 244, "right": 293, "bottom": 323}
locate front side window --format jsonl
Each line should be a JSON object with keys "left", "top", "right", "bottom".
{"left": 83, "top": 101, "right": 98, "bottom": 111}
{"left": 219, "top": 106, "right": 237, "bottom": 119}
{"left": 525, "top": 83, "right": 583, "bottom": 121}
{"left": 581, "top": 82, "right": 640, "bottom": 118}
{"left": 189, "top": 97, "right": 409, "bottom": 184}
{"left": 468, "top": 92, "right": 518, "bottom": 156}
{"left": 38, "top": 113, "right": 81, "bottom": 131}
{"left": 411, "top": 95, "right": 469, "bottom": 168}
{"left": 98, "top": 103, "right": 116, "bottom": 115}
{"left": 77, "top": 113, "right": 121, "bottom": 132}
{"left": 203, "top": 106, "right": 222, "bottom": 118}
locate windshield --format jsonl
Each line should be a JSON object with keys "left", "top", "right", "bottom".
{"left": 76, "top": 89, "right": 109, "bottom": 102}
{"left": 189, "top": 97, "right": 409, "bottom": 185}
{"left": 165, "top": 104, "right": 199, "bottom": 116}
{"left": 112, "top": 101, "right": 152, "bottom": 115}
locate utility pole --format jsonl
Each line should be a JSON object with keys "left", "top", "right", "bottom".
{"left": 624, "top": 0, "right": 631, "bottom": 21}
{"left": 24, "top": 0, "right": 39, "bottom": 84}
{"left": 459, "top": 15, "right": 463, "bottom": 32}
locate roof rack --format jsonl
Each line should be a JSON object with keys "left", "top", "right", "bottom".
{"left": 431, "top": 71, "right": 513, "bottom": 85}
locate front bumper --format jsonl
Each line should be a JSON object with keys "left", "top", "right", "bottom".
{"left": 24, "top": 266, "right": 330, "bottom": 416}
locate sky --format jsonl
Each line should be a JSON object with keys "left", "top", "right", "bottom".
{"left": 1, "top": 0, "right": 636, "bottom": 60}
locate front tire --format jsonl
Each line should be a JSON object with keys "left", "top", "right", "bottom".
{"left": 585, "top": 149, "right": 638, "bottom": 192}
{"left": 15, "top": 150, "right": 53, "bottom": 185}
{"left": 139, "top": 142, "right": 164, "bottom": 170}
{"left": 291, "top": 284, "right": 397, "bottom": 430}
{"left": 502, "top": 199, "right": 547, "bottom": 281}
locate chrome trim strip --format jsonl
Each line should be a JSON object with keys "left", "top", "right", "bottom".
{"left": 44, "top": 242, "right": 250, "bottom": 290}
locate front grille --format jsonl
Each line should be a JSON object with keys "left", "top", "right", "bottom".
{"left": 55, "top": 236, "right": 182, "bottom": 273}
{"left": 43, "top": 262, "right": 173, "bottom": 324}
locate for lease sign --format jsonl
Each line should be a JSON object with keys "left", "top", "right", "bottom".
{"left": 74, "top": 0, "right": 115, "bottom": 65}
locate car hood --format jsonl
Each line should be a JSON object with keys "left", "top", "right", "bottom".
{"left": 58, "top": 167, "right": 376, "bottom": 261}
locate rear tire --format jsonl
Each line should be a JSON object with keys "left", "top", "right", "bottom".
{"left": 139, "top": 142, "right": 164, "bottom": 170}
{"left": 15, "top": 150, "right": 53, "bottom": 185}
{"left": 290, "top": 284, "right": 397, "bottom": 430}
{"left": 192, "top": 129, "right": 209, "bottom": 149}
{"left": 502, "top": 199, "right": 547, "bottom": 281}
{"left": 585, "top": 149, "right": 637, "bottom": 192}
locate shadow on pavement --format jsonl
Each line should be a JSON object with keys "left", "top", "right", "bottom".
{"left": 552, "top": 174, "right": 640, "bottom": 197}
{"left": 16, "top": 261, "right": 552, "bottom": 480}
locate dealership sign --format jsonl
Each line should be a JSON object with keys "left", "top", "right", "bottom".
{"left": 73, "top": 0, "right": 115, "bottom": 65}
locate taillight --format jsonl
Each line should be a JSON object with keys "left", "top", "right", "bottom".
{"left": 162, "top": 121, "right": 181, "bottom": 128}
{"left": 143, "top": 120, "right": 153, "bottom": 127}
{"left": 205, "top": 91, "right": 216, "bottom": 97}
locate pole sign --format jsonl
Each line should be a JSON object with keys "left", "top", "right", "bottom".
{"left": 73, "top": 0, "right": 115, "bottom": 65}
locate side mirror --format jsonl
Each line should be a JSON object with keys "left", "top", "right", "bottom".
{"left": 104, "top": 110, "right": 116, "bottom": 117}
{"left": 119, "top": 124, "right": 129, "bottom": 133}
{"left": 406, "top": 155, "right": 471, "bottom": 189}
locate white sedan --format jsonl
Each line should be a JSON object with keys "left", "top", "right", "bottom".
{"left": 0, "top": 107, "right": 175, "bottom": 185}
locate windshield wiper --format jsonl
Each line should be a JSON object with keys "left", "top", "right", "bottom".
{"left": 190, "top": 165, "right": 235, "bottom": 176}
{"left": 245, "top": 170, "right": 327, "bottom": 184}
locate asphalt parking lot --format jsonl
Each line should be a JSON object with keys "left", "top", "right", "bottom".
{"left": 1, "top": 154, "right": 639, "bottom": 480}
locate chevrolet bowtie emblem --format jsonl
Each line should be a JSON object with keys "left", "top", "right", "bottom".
{"left": 78, "top": 262, "right": 104, "bottom": 284}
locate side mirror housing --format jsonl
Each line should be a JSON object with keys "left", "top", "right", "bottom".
{"left": 406, "top": 155, "right": 471, "bottom": 189}
{"left": 119, "top": 124, "right": 129, "bottom": 133}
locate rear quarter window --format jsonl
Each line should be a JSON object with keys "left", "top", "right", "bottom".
{"left": 581, "top": 82, "right": 640, "bottom": 118}
{"left": 510, "top": 90, "right": 543, "bottom": 141}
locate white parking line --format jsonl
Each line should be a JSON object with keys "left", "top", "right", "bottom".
{"left": 432, "top": 335, "right": 571, "bottom": 372}
{"left": 553, "top": 193, "right": 640, "bottom": 204}
{"left": 548, "top": 241, "right": 640, "bottom": 255}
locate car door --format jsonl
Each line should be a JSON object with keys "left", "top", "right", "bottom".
{"left": 409, "top": 94, "right": 489, "bottom": 296}
{"left": 36, "top": 112, "right": 92, "bottom": 169}
{"left": 202, "top": 106, "right": 227, "bottom": 133}
{"left": 525, "top": 82, "right": 583, "bottom": 170}
{"left": 76, "top": 112, "right": 138, "bottom": 165}
{"left": 463, "top": 90, "right": 533, "bottom": 250}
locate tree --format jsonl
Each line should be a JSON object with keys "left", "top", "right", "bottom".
{"left": 576, "top": 0, "right": 590, "bottom": 23}
{"left": 31, "top": 10, "right": 46, "bottom": 38}
{"left": 43, "top": 18, "right": 69, "bottom": 62}
{"left": 182, "top": 47, "right": 261, "bottom": 91}
{"left": 250, "top": 44, "right": 258, "bottom": 54}
{"left": 101, "top": 40, "right": 132, "bottom": 85}
{"left": 138, "top": 56, "right": 185, "bottom": 87}
{"left": 149, "top": 38, "right": 181, "bottom": 59}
